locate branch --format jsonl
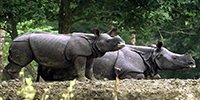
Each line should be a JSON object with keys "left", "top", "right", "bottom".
{"left": 161, "top": 24, "right": 197, "bottom": 35}
{"left": 72, "top": 17, "right": 86, "bottom": 23}
{"left": 160, "top": 30, "right": 196, "bottom": 35}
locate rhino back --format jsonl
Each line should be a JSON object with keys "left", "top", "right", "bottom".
{"left": 29, "top": 34, "right": 72, "bottom": 68}
{"left": 13, "top": 33, "right": 32, "bottom": 42}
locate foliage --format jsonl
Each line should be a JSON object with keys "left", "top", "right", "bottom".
{"left": 16, "top": 71, "right": 77, "bottom": 100}
{"left": 61, "top": 79, "right": 76, "bottom": 100}
{"left": 17, "top": 71, "right": 36, "bottom": 100}
{"left": 17, "top": 20, "right": 58, "bottom": 34}
{"left": 41, "top": 86, "right": 52, "bottom": 100}
{"left": 0, "top": 0, "right": 59, "bottom": 39}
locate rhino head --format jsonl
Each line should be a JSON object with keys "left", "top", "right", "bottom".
{"left": 92, "top": 28, "right": 125, "bottom": 57}
{"left": 153, "top": 41, "right": 196, "bottom": 70}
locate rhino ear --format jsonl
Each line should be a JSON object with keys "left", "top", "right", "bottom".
{"left": 107, "top": 27, "right": 117, "bottom": 36}
{"left": 156, "top": 41, "right": 163, "bottom": 50}
{"left": 93, "top": 28, "right": 100, "bottom": 37}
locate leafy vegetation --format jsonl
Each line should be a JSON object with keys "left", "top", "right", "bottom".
{"left": 61, "top": 79, "right": 76, "bottom": 100}
{"left": 1, "top": 0, "right": 200, "bottom": 79}
{"left": 17, "top": 71, "right": 36, "bottom": 99}
{"left": 15, "top": 70, "right": 77, "bottom": 99}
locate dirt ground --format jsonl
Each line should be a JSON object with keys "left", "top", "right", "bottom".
{"left": 0, "top": 79, "right": 200, "bottom": 100}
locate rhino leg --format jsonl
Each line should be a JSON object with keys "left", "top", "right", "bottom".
{"left": 151, "top": 74, "right": 161, "bottom": 79}
{"left": 135, "top": 74, "right": 145, "bottom": 79}
{"left": 36, "top": 65, "right": 54, "bottom": 82}
{"left": 36, "top": 65, "right": 41, "bottom": 82}
{"left": 74, "top": 56, "right": 88, "bottom": 81}
{"left": 36, "top": 65, "right": 44, "bottom": 82}
{"left": 85, "top": 59, "right": 96, "bottom": 80}
{"left": 122, "top": 72, "right": 145, "bottom": 79}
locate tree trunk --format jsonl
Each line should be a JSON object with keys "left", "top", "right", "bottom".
{"left": 0, "top": 29, "right": 5, "bottom": 73}
{"left": 9, "top": 18, "right": 18, "bottom": 40}
{"left": 58, "top": 0, "right": 73, "bottom": 34}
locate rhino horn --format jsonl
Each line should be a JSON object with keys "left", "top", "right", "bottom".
{"left": 107, "top": 27, "right": 117, "bottom": 36}
{"left": 93, "top": 28, "right": 100, "bottom": 37}
{"left": 156, "top": 41, "right": 163, "bottom": 50}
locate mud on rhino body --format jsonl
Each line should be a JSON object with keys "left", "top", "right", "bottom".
{"left": 2, "top": 28, "right": 125, "bottom": 81}
{"left": 37, "top": 41, "right": 196, "bottom": 81}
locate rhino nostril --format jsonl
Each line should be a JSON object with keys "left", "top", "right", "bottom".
{"left": 117, "top": 41, "right": 122, "bottom": 44}
{"left": 188, "top": 61, "right": 194, "bottom": 65}
{"left": 117, "top": 42, "right": 125, "bottom": 48}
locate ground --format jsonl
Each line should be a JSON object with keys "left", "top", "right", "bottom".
{"left": 0, "top": 79, "right": 200, "bottom": 100}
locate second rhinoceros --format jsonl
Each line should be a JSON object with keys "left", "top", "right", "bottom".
{"left": 2, "top": 28, "right": 125, "bottom": 81}
{"left": 93, "top": 41, "right": 196, "bottom": 79}
{"left": 36, "top": 41, "right": 196, "bottom": 81}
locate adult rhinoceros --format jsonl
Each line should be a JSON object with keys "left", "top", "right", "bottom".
{"left": 2, "top": 28, "right": 125, "bottom": 81}
{"left": 94, "top": 41, "right": 196, "bottom": 80}
{"left": 36, "top": 41, "right": 196, "bottom": 81}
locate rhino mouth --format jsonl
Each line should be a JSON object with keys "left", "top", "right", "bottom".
{"left": 181, "top": 64, "right": 196, "bottom": 70}
{"left": 117, "top": 42, "right": 125, "bottom": 48}
{"left": 188, "top": 64, "right": 196, "bottom": 68}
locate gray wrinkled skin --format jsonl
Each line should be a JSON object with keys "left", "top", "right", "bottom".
{"left": 37, "top": 42, "right": 196, "bottom": 81}
{"left": 2, "top": 28, "right": 125, "bottom": 81}
{"left": 95, "top": 42, "right": 196, "bottom": 79}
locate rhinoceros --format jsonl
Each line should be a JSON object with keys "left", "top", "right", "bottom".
{"left": 36, "top": 41, "right": 196, "bottom": 81}
{"left": 2, "top": 28, "right": 125, "bottom": 81}
{"left": 94, "top": 41, "right": 196, "bottom": 79}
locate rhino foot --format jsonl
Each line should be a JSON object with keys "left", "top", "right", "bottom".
{"left": 152, "top": 74, "right": 161, "bottom": 79}
{"left": 86, "top": 73, "right": 97, "bottom": 81}
{"left": 123, "top": 72, "right": 145, "bottom": 79}
{"left": 90, "top": 77, "right": 97, "bottom": 81}
{"left": 136, "top": 74, "right": 145, "bottom": 79}
{"left": 76, "top": 76, "right": 89, "bottom": 81}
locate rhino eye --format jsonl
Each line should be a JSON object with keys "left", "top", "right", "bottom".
{"left": 172, "top": 56, "right": 177, "bottom": 60}
{"left": 106, "top": 40, "right": 111, "bottom": 43}
{"left": 157, "top": 54, "right": 163, "bottom": 58}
